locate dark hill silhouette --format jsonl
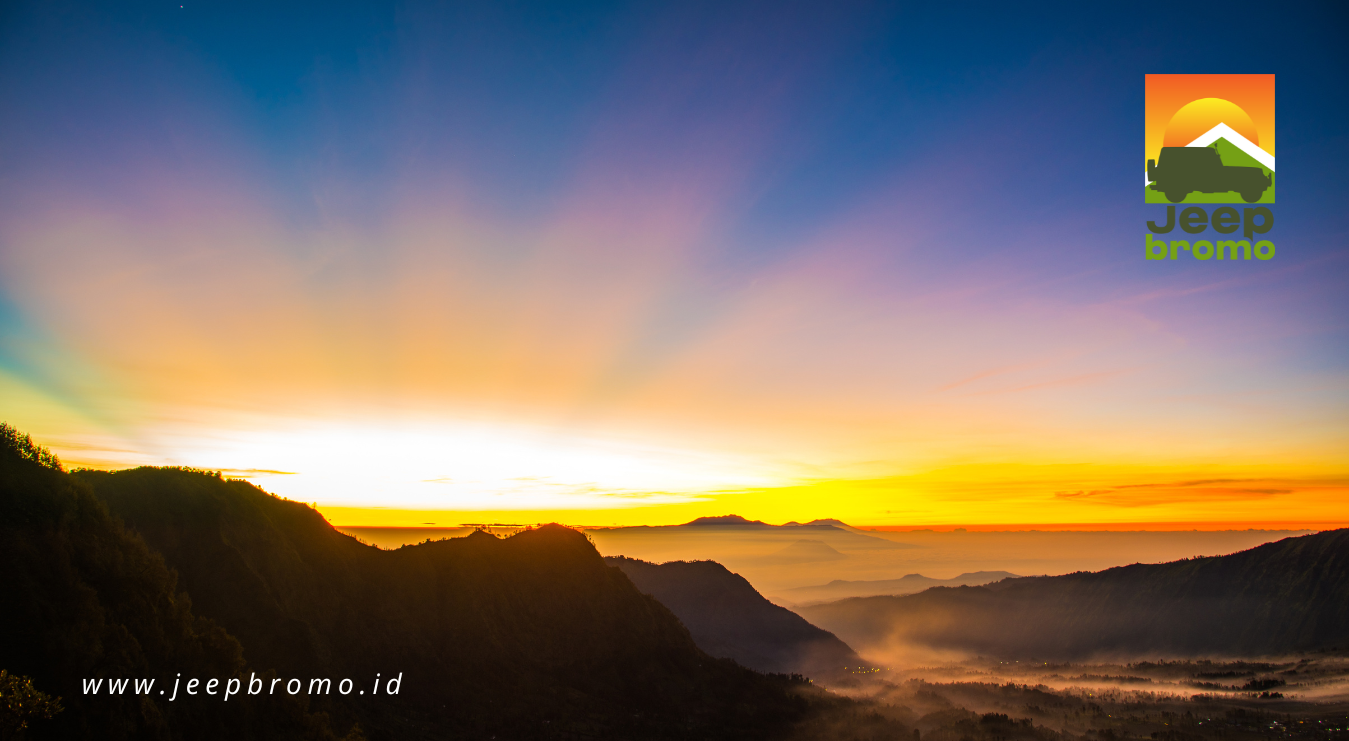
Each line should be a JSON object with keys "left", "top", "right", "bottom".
{"left": 798, "top": 530, "right": 1349, "bottom": 660}
{"left": 68, "top": 465, "right": 826, "bottom": 739}
{"left": 606, "top": 556, "right": 864, "bottom": 681}
{"left": 759, "top": 539, "right": 848, "bottom": 564}
{"left": 780, "top": 571, "right": 1019, "bottom": 605}
{"left": 0, "top": 425, "right": 349, "bottom": 740}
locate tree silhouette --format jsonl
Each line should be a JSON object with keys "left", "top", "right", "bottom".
{"left": 0, "top": 670, "right": 63, "bottom": 740}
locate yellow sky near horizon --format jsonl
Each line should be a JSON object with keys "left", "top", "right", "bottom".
{"left": 10, "top": 381, "right": 1346, "bottom": 528}
{"left": 310, "top": 462, "right": 1349, "bottom": 528}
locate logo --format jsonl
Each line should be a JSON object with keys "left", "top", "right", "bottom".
{"left": 1146, "top": 74, "right": 1274, "bottom": 204}
{"left": 1144, "top": 74, "right": 1276, "bottom": 261}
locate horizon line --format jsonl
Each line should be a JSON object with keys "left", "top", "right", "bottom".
{"left": 332, "top": 520, "right": 1346, "bottom": 532}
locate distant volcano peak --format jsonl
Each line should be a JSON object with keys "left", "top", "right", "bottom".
{"left": 684, "top": 514, "right": 770, "bottom": 527}
{"left": 684, "top": 515, "right": 854, "bottom": 529}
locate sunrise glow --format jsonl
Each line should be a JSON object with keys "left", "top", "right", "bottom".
{"left": 1, "top": 17, "right": 1341, "bottom": 529}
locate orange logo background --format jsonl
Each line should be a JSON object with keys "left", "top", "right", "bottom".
{"left": 1145, "top": 74, "right": 1275, "bottom": 164}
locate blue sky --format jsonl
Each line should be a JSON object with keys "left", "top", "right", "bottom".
{"left": 0, "top": 0, "right": 1345, "bottom": 525}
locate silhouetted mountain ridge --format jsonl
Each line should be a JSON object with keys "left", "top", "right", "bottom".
{"left": 606, "top": 556, "right": 865, "bottom": 681}
{"left": 780, "top": 571, "right": 1019, "bottom": 604}
{"left": 798, "top": 530, "right": 1349, "bottom": 660}
{"left": 72, "top": 466, "right": 819, "bottom": 739}
{"left": 4, "top": 418, "right": 897, "bottom": 740}
{"left": 0, "top": 425, "right": 350, "bottom": 740}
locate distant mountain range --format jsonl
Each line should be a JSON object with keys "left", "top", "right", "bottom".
{"left": 684, "top": 515, "right": 854, "bottom": 530}
{"left": 779, "top": 571, "right": 1020, "bottom": 605}
{"left": 590, "top": 514, "right": 919, "bottom": 552}
{"left": 798, "top": 530, "right": 1349, "bottom": 660}
{"left": 606, "top": 556, "right": 865, "bottom": 681}
{"left": 685, "top": 514, "right": 778, "bottom": 526}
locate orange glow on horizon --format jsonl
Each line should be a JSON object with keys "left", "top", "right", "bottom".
{"left": 313, "top": 461, "right": 1349, "bottom": 529}
{"left": 318, "top": 504, "right": 1348, "bottom": 533}
{"left": 855, "top": 521, "right": 1347, "bottom": 533}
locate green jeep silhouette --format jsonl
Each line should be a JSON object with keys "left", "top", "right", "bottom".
{"left": 1147, "top": 146, "right": 1271, "bottom": 203}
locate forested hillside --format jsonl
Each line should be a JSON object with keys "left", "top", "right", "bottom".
{"left": 3, "top": 423, "right": 879, "bottom": 740}
{"left": 69, "top": 465, "right": 819, "bottom": 739}
{"left": 0, "top": 425, "right": 350, "bottom": 740}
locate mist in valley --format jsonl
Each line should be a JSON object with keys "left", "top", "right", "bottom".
{"left": 803, "top": 655, "right": 1349, "bottom": 741}
{"left": 596, "top": 522, "right": 1349, "bottom": 741}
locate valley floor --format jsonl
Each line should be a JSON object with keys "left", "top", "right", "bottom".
{"left": 811, "top": 656, "right": 1349, "bottom": 741}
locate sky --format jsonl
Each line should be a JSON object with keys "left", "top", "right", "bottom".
{"left": 1, "top": 0, "right": 1346, "bottom": 527}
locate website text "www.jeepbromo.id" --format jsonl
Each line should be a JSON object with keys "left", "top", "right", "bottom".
{"left": 82, "top": 672, "right": 403, "bottom": 701}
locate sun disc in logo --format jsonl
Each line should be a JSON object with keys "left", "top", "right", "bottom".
{"left": 1163, "top": 98, "right": 1259, "bottom": 148}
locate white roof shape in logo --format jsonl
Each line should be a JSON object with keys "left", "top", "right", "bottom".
{"left": 1145, "top": 122, "right": 1276, "bottom": 187}
{"left": 1185, "top": 122, "right": 1276, "bottom": 171}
